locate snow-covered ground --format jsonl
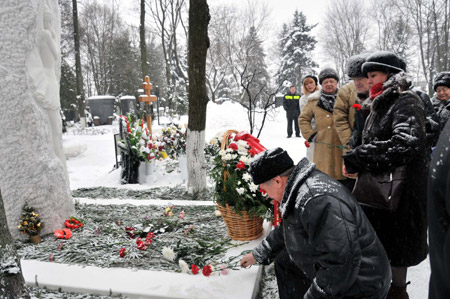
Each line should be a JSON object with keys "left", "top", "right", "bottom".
{"left": 63, "top": 101, "right": 430, "bottom": 298}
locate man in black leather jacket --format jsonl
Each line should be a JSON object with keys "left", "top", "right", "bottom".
{"left": 240, "top": 148, "right": 391, "bottom": 299}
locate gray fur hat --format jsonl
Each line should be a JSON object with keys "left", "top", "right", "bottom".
{"left": 346, "top": 53, "right": 369, "bottom": 78}
{"left": 248, "top": 147, "right": 294, "bottom": 185}
{"left": 318, "top": 68, "right": 339, "bottom": 84}
{"left": 362, "top": 51, "right": 405, "bottom": 76}
{"left": 433, "top": 72, "right": 450, "bottom": 91}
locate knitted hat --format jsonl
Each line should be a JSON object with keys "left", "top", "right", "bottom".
{"left": 433, "top": 72, "right": 450, "bottom": 91}
{"left": 302, "top": 74, "right": 318, "bottom": 86}
{"left": 248, "top": 148, "right": 294, "bottom": 185}
{"left": 361, "top": 51, "right": 405, "bottom": 76}
{"left": 346, "top": 53, "right": 369, "bottom": 78}
{"left": 318, "top": 68, "right": 339, "bottom": 84}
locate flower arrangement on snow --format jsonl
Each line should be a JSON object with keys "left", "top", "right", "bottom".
{"left": 161, "top": 124, "right": 187, "bottom": 158}
{"left": 120, "top": 115, "right": 168, "bottom": 162}
{"left": 208, "top": 130, "right": 272, "bottom": 218}
{"left": 54, "top": 216, "right": 85, "bottom": 239}
{"left": 18, "top": 203, "right": 43, "bottom": 236}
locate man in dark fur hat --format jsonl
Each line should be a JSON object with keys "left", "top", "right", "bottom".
{"left": 240, "top": 147, "right": 391, "bottom": 299}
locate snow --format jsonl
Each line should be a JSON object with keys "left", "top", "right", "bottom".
{"left": 87, "top": 95, "right": 116, "bottom": 100}
{"left": 56, "top": 101, "right": 430, "bottom": 297}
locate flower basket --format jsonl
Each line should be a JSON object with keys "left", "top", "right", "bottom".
{"left": 210, "top": 129, "right": 269, "bottom": 241}
{"left": 217, "top": 203, "right": 263, "bottom": 241}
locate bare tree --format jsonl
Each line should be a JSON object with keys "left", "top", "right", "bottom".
{"left": 72, "top": 0, "right": 86, "bottom": 127}
{"left": 320, "top": 0, "right": 370, "bottom": 77}
{"left": 140, "top": 0, "right": 148, "bottom": 79}
{"left": 186, "top": 0, "right": 210, "bottom": 194}
{"left": 0, "top": 192, "right": 29, "bottom": 299}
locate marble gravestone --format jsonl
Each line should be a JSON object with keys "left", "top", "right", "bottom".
{"left": 0, "top": 0, "right": 75, "bottom": 238}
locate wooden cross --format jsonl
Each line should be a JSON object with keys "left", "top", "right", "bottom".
{"left": 138, "top": 76, "right": 157, "bottom": 134}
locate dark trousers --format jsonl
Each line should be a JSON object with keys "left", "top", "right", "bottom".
{"left": 287, "top": 116, "right": 300, "bottom": 137}
{"left": 275, "top": 249, "right": 311, "bottom": 299}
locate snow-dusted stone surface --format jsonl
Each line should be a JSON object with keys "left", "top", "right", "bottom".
{"left": 0, "top": 0, "right": 74, "bottom": 238}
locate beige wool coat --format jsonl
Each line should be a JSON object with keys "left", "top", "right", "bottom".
{"left": 299, "top": 90, "right": 345, "bottom": 180}
{"left": 333, "top": 81, "right": 357, "bottom": 146}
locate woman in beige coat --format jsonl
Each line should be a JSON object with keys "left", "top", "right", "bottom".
{"left": 299, "top": 75, "right": 319, "bottom": 161}
{"left": 299, "top": 68, "right": 345, "bottom": 182}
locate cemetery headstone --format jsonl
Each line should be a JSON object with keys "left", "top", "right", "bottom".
{"left": 87, "top": 95, "right": 115, "bottom": 125}
{"left": 120, "top": 95, "right": 137, "bottom": 115}
{"left": 0, "top": 0, "right": 75, "bottom": 238}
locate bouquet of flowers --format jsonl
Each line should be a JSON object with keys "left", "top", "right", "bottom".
{"left": 208, "top": 130, "right": 272, "bottom": 218}
{"left": 161, "top": 125, "right": 187, "bottom": 159}
{"left": 18, "top": 203, "right": 43, "bottom": 236}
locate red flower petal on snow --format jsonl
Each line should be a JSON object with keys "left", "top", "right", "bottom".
{"left": 352, "top": 103, "right": 362, "bottom": 111}
{"left": 202, "top": 265, "right": 213, "bottom": 277}
{"left": 229, "top": 143, "right": 238, "bottom": 151}
{"left": 119, "top": 248, "right": 126, "bottom": 257}
{"left": 191, "top": 264, "right": 199, "bottom": 275}
{"left": 54, "top": 229, "right": 64, "bottom": 239}
{"left": 62, "top": 228, "right": 72, "bottom": 239}
{"left": 304, "top": 141, "right": 311, "bottom": 148}
{"left": 236, "top": 161, "right": 246, "bottom": 170}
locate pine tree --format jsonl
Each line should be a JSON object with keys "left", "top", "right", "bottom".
{"left": 276, "top": 10, "right": 317, "bottom": 91}
{"left": 241, "top": 26, "right": 268, "bottom": 106}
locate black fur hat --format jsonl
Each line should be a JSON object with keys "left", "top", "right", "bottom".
{"left": 433, "top": 72, "right": 450, "bottom": 91}
{"left": 362, "top": 51, "right": 405, "bottom": 76}
{"left": 318, "top": 68, "right": 339, "bottom": 84}
{"left": 248, "top": 148, "right": 294, "bottom": 185}
{"left": 302, "top": 74, "right": 318, "bottom": 85}
{"left": 346, "top": 53, "right": 369, "bottom": 78}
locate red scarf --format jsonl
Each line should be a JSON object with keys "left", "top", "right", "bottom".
{"left": 369, "top": 83, "right": 384, "bottom": 100}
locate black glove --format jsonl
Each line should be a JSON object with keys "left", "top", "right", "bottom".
{"left": 342, "top": 149, "right": 360, "bottom": 174}
{"left": 308, "top": 132, "right": 317, "bottom": 143}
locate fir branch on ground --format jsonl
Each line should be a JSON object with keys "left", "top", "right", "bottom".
{"left": 17, "top": 203, "right": 234, "bottom": 272}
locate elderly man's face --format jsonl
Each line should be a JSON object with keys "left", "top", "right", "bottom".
{"left": 321, "top": 78, "right": 338, "bottom": 94}
{"left": 353, "top": 77, "right": 369, "bottom": 94}
{"left": 436, "top": 86, "right": 450, "bottom": 101}
{"left": 259, "top": 176, "right": 285, "bottom": 204}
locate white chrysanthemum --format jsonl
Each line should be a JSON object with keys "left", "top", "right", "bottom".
{"left": 179, "top": 259, "right": 189, "bottom": 273}
{"left": 249, "top": 183, "right": 258, "bottom": 192}
{"left": 224, "top": 154, "right": 232, "bottom": 160}
{"left": 162, "top": 247, "right": 175, "bottom": 261}
{"left": 142, "top": 147, "right": 150, "bottom": 154}
{"left": 236, "top": 187, "right": 245, "bottom": 195}
{"left": 139, "top": 139, "right": 146, "bottom": 146}
{"left": 219, "top": 149, "right": 226, "bottom": 156}
{"left": 240, "top": 156, "right": 249, "bottom": 164}
{"left": 242, "top": 172, "right": 252, "bottom": 182}
{"left": 237, "top": 140, "right": 248, "bottom": 149}
{"left": 231, "top": 154, "right": 238, "bottom": 159}
{"left": 214, "top": 210, "right": 222, "bottom": 217}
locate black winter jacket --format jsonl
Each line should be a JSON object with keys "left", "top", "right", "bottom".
{"left": 413, "top": 88, "right": 440, "bottom": 148}
{"left": 431, "top": 95, "right": 450, "bottom": 134}
{"left": 428, "top": 119, "right": 450, "bottom": 299}
{"left": 252, "top": 158, "right": 391, "bottom": 299}
{"left": 343, "top": 72, "right": 429, "bottom": 267}
{"left": 283, "top": 92, "right": 301, "bottom": 119}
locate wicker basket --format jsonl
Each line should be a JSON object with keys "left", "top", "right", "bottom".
{"left": 217, "top": 203, "right": 264, "bottom": 241}
{"left": 216, "top": 129, "right": 264, "bottom": 241}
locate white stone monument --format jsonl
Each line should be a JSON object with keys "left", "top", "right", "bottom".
{"left": 0, "top": 0, "right": 75, "bottom": 238}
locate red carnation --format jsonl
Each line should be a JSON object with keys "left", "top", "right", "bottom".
{"left": 352, "top": 103, "right": 362, "bottom": 111}
{"left": 229, "top": 143, "right": 238, "bottom": 151}
{"left": 236, "top": 161, "right": 246, "bottom": 170}
{"left": 119, "top": 248, "right": 126, "bottom": 257}
{"left": 202, "top": 265, "right": 213, "bottom": 277}
{"left": 191, "top": 264, "right": 199, "bottom": 275}
{"left": 248, "top": 148, "right": 258, "bottom": 157}
{"left": 304, "top": 141, "right": 311, "bottom": 148}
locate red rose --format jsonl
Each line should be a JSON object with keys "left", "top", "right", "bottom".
{"left": 191, "top": 264, "right": 199, "bottom": 275}
{"left": 119, "top": 248, "right": 126, "bottom": 257}
{"left": 304, "top": 141, "right": 311, "bottom": 148}
{"left": 229, "top": 143, "right": 238, "bottom": 151}
{"left": 352, "top": 103, "right": 362, "bottom": 111}
{"left": 62, "top": 228, "right": 72, "bottom": 239}
{"left": 54, "top": 229, "right": 64, "bottom": 239}
{"left": 236, "top": 161, "right": 246, "bottom": 170}
{"left": 202, "top": 265, "right": 213, "bottom": 277}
